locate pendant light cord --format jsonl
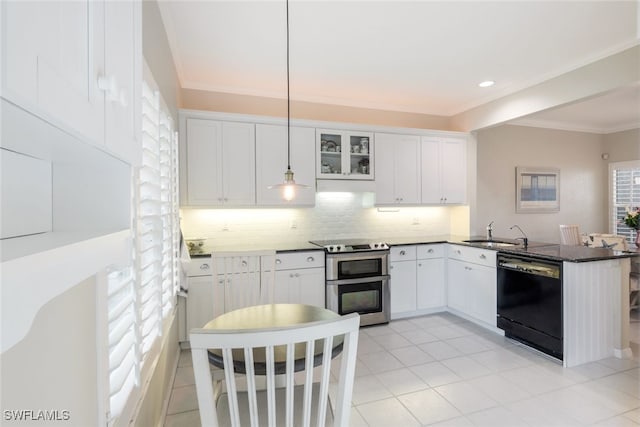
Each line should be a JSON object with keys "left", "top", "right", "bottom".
{"left": 286, "top": 0, "right": 291, "bottom": 171}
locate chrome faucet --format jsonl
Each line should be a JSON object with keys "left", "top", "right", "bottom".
{"left": 486, "top": 221, "right": 494, "bottom": 241}
{"left": 510, "top": 224, "right": 528, "bottom": 248}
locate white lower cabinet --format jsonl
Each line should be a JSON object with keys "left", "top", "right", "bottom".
{"left": 417, "top": 245, "right": 446, "bottom": 310}
{"left": 274, "top": 251, "right": 325, "bottom": 308}
{"left": 183, "top": 251, "right": 325, "bottom": 340}
{"left": 447, "top": 245, "right": 497, "bottom": 326}
{"left": 390, "top": 246, "right": 418, "bottom": 316}
{"left": 185, "top": 258, "right": 215, "bottom": 333}
{"left": 391, "top": 244, "right": 447, "bottom": 318}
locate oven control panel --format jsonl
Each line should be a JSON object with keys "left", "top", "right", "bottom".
{"left": 325, "top": 242, "right": 389, "bottom": 253}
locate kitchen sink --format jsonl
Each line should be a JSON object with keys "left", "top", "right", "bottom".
{"left": 463, "top": 239, "right": 519, "bottom": 248}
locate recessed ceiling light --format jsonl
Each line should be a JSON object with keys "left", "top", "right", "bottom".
{"left": 478, "top": 80, "right": 495, "bottom": 88}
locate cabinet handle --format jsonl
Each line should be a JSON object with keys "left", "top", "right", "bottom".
{"left": 289, "top": 273, "right": 294, "bottom": 278}
{"left": 200, "top": 264, "right": 210, "bottom": 270}
{"left": 241, "top": 260, "right": 247, "bottom": 266}
{"left": 400, "top": 250, "right": 406, "bottom": 256}
{"left": 465, "top": 266, "right": 472, "bottom": 271}
{"left": 480, "top": 254, "right": 486, "bottom": 259}
{"left": 306, "top": 256, "right": 314, "bottom": 262}
{"left": 456, "top": 250, "right": 461, "bottom": 255}
{"left": 275, "top": 259, "right": 282, "bottom": 264}
{"left": 428, "top": 249, "right": 434, "bottom": 253}
{"left": 97, "top": 74, "right": 117, "bottom": 99}
{"left": 418, "top": 263, "right": 422, "bottom": 267}
{"left": 295, "top": 273, "right": 300, "bottom": 278}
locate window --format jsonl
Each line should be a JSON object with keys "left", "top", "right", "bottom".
{"left": 99, "top": 66, "right": 179, "bottom": 427}
{"left": 611, "top": 160, "right": 640, "bottom": 244}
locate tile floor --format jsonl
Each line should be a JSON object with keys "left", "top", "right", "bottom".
{"left": 165, "top": 313, "right": 640, "bottom": 427}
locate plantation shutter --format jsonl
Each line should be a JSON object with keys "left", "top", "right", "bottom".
{"left": 159, "top": 112, "right": 180, "bottom": 318}
{"left": 612, "top": 162, "right": 640, "bottom": 243}
{"left": 101, "top": 63, "right": 179, "bottom": 426}
{"left": 137, "top": 80, "right": 163, "bottom": 356}
{"left": 106, "top": 267, "right": 138, "bottom": 423}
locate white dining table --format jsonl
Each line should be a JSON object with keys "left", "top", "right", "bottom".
{"left": 202, "top": 303, "right": 344, "bottom": 374}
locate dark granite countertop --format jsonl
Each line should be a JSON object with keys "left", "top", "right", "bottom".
{"left": 387, "top": 234, "right": 638, "bottom": 263}
{"left": 189, "top": 235, "right": 638, "bottom": 263}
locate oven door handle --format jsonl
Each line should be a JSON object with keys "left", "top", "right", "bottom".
{"left": 327, "top": 275, "right": 390, "bottom": 286}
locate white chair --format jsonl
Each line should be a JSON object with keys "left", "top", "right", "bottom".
{"left": 559, "top": 224, "right": 581, "bottom": 245}
{"left": 190, "top": 313, "right": 360, "bottom": 427}
{"left": 212, "top": 250, "right": 276, "bottom": 318}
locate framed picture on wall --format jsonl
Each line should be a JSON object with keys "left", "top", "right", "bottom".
{"left": 516, "top": 167, "right": 560, "bottom": 213}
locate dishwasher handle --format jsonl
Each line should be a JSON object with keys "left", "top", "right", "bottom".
{"left": 498, "top": 256, "right": 561, "bottom": 279}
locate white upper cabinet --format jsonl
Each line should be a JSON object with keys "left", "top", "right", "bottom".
{"left": 317, "top": 129, "right": 374, "bottom": 180}
{"left": 104, "top": 0, "right": 142, "bottom": 164}
{"left": 185, "top": 119, "right": 255, "bottom": 207}
{"left": 374, "top": 133, "right": 421, "bottom": 205}
{"left": 1, "top": 0, "right": 141, "bottom": 165}
{"left": 255, "top": 124, "right": 315, "bottom": 206}
{"left": 421, "top": 136, "right": 467, "bottom": 204}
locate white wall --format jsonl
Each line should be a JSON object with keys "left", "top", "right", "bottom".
{"left": 0, "top": 277, "right": 99, "bottom": 426}
{"left": 474, "top": 125, "right": 607, "bottom": 243}
{"left": 180, "top": 194, "right": 470, "bottom": 248}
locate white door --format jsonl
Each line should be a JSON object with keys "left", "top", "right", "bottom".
{"left": 417, "top": 258, "right": 445, "bottom": 309}
{"left": 222, "top": 122, "right": 255, "bottom": 206}
{"left": 394, "top": 135, "right": 421, "bottom": 204}
{"left": 446, "top": 259, "right": 468, "bottom": 314}
{"left": 374, "top": 133, "right": 396, "bottom": 204}
{"left": 390, "top": 260, "right": 417, "bottom": 315}
{"left": 274, "top": 268, "right": 325, "bottom": 307}
{"left": 420, "top": 137, "right": 441, "bottom": 204}
{"left": 467, "top": 264, "right": 496, "bottom": 326}
{"left": 186, "top": 276, "right": 215, "bottom": 331}
{"left": 3, "top": 0, "right": 105, "bottom": 145}
{"left": 440, "top": 138, "right": 467, "bottom": 204}
{"left": 186, "top": 119, "right": 223, "bottom": 205}
{"left": 104, "top": 0, "right": 141, "bottom": 164}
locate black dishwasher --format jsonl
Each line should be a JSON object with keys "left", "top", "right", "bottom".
{"left": 497, "top": 254, "right": 563, "bottom": 360}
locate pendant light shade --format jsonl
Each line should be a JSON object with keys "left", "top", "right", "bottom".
{"left": 268, "top": 167, "right": 300, "bottom": 201}
{"left": 268, "top": 0, "right": 308, "bottom": 201}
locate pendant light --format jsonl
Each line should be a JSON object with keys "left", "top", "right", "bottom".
{"left": 268, "top": 0, "right": 308, "bottom": 201}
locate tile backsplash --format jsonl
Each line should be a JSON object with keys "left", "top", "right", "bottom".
{"left": 180, "top": 193, "right": 469, "bottom": 248}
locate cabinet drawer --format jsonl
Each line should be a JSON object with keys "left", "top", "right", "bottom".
{"left": 417, "top": 244, "right": 444, "bottom": 259}
{"left": 390, "top": 245, "right": 417, "bottom": 261}
{"left": 275, "top": 251, "right": 325, "bottom": 271}
{"left": 186, "top": 257, "right": 213, "bottom": 277}
{"left": 447, "top": 244, "right": 496, "bottom": 267}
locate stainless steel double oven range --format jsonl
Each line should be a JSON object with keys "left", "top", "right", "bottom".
{"left": 310, "top": 239, "right": 390, "bottom": 326}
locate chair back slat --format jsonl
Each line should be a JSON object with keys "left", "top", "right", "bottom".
{"left": 221, "top": 348, "right": 240, "bottom": 427}
{"left": 285, "top": 342, "right": 295, "bottom": 427}
{"left": 317, "top": 336, "right": 333, "bottom": 427}
{"left": 559, "top": 224, "right": 581, "bottom": 245}
{"left": 265, "top": 345, "right": 276, "bottom": 427}
{"left": 302, "top": 340, "right": 315, "bottom": 427}
{"left": 190, "top": 312, "right": 360, "bottom": 427}
{"left": 243, "top": 347, "right": 259, "bottom": 427}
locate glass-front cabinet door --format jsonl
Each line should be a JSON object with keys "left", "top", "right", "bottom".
{"left": 316, "top": 129, "right": 374, "bottom": 180}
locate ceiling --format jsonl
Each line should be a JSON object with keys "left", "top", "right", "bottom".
{"left": 158, "top": 1, "right": 640, "bottom": 133}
